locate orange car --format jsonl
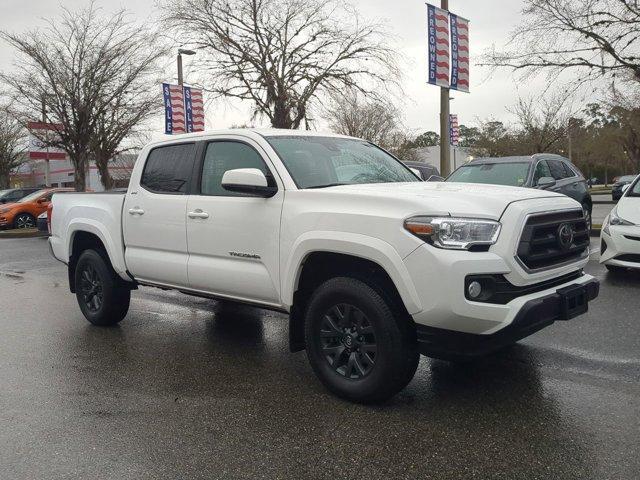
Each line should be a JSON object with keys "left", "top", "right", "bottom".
{"left": 0, "top": 188, "right": 74, "bottom": 230}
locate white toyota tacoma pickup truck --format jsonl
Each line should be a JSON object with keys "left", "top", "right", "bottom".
{"left": 49, "top": 129, "right": 599, "bottom": 403}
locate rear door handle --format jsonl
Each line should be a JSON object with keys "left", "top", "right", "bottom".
{"left": 128, "top": 208, "right": 145, "bottom": 216}
{"left": 188, "top": 210, "right": 210, "bottom": 219}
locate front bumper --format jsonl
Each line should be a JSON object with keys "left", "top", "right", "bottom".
{"left": 416, "top": 278, "right": 599, "bottom": 360}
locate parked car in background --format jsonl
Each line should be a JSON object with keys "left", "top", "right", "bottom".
{"left": 0, "top": 187, "right": 40, "bottom": 204}
{"left": 402, "top": 161, "right": 440, "bottom": 181}
{"left": 601, "top": 176, "right": 640, "bottom": 272}
{"left": 612, "top": 175, "right": 638, "bottom": 201}
{"left": 447, "top": 154, "right": 593, "bottom": 229}
{"left": 0, "top": 188, "right": 73, "bottom": 229}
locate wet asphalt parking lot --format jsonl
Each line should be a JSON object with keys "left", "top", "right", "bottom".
{"left": 0, "top": 236, "right": 639, "bottom": 480}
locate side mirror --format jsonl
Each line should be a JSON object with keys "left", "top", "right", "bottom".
{"left": 622, "top": 184, "right": 631, "bottom": 193}
{"left": 537, "top": 176, "right": 556, "bottom": 189}
{"left": 221, "top": 168, "right": 277, "bottom": 198}
{"left": 427, "top": 175, "right": 445, "bottom": 182}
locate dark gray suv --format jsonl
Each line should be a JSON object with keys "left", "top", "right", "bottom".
{"left": 447, "top": 154, "right": 593, "bottom": 229}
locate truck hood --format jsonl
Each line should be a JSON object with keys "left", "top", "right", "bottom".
{"left": 324, "top": 182, "right": 565, "bottom": 219}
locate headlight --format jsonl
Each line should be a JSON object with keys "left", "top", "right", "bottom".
{"left": 404, "top": 216, "right": 501, "bottom": 250}
{"left": 603, "top": 206, "right": 635, "bottom": 235}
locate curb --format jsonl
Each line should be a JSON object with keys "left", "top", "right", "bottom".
{"left": 0, "top": 229, "right": 48, "bottom": 239}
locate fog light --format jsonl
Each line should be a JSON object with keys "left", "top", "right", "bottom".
{"left": 467, "top": 281, "right": 482, "bottom": 299}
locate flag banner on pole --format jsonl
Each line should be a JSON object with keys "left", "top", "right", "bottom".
{"left": 449, "top": 114, "right": 460, "bottom": 146}
{"left": 450, "top": 14, "right": 470, "bottom": 92}
{"left": 162, "top": 83, "right": 186, "bottom": 134}
{"left": 427, "top": 4, "right": 450, "bottom": 87}
{"left": 184, "top": 86, "right": 205, "bottom": 133}
{"left": 27, "top": 121, "right": 66, "bottom": 160}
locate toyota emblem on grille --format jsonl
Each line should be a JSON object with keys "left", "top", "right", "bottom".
{"left": 557, "top": 223, "right": 574, "bottom": 250}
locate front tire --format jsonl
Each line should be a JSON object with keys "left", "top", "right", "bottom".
{"left": 75, "top": 249, "right": 130, "bottom": 326}
{"left": 13, "top": 213, "right": 35, "bottom": 229}
{"left": 304, "top": 277, "right": 419, "bottom": 403}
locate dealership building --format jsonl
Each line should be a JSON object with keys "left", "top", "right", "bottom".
{"left": 10, "top": 154, "right": 137, "bottom": 191}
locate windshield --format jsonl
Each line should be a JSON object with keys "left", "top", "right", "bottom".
{"left": 266, "top": 136, "right": 419, "bottom": 188}
{"left": 18, "top": 189, "right": 47, "bottom": 203}
{"left": 447, "top": 162, "right": 531, "bottom": 187}
{"left": 0, "top": 190, "right": 9, "bottom": 199}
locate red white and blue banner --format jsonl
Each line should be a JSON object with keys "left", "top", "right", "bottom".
{"left": 184, "top": 86, "right": 205, "bottom": 133}
{"left": 450, "top": 14, "right": 470, "bottom": 92}
{"left": 427, "top": 4, "right": 450, "bottom": 87}
{"left": 162, "top": 83, "right": 186, "bottom": 134}
{"left": 449, "top": 114, "right": 460, "bottom": 146}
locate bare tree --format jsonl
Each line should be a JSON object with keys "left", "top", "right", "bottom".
{"left": 161, "top": 0, "right": 398, "bottom": 129}
{"left": 510, "top": 94, "right": 571, "bottom": 153}
{"left": 468, "top": 120, "right": 519, "bottom": 158}
{"left": 483, "top": 0, "right": 640, "bottom": 85}
{"left": 326, "top": 91, "right": 403, "bottom": 149}
{"left": 91, "top": 76, "right": 163, "bottom": 190}
{"left": 1, "top": 3, "right": 165, "bottom": 191}
{"left": 0, "top": 104, "right": 26, "bottom": 189}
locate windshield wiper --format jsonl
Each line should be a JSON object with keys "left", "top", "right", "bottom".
{"left": 306, "top": 183, "right": 350, "bottom": 189}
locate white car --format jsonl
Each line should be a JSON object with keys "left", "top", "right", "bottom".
{"left": 600, "top": 175, "right": 640, "bottom": 272}
{"left": 48, "top": 129, "right": 599, "bottom": 403}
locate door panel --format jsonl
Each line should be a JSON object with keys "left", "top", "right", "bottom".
{"left": 186, "top": 140, "right": 283, "bottom": 305}
{"left": 123, "top": 143, "right": 195, "bottom": 286}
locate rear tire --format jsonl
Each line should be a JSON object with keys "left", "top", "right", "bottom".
{"left": 304, "top": 277, "right": 419, "bottom": 404}
{"left": 75, "top": 249, "right": 130, "bottom": 326}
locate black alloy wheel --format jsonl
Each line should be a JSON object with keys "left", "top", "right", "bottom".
{"left": 319, "top": 304, "right": 377, "bottom": 380}
{"left": 78, "top": 263, "right": 104, "bottom": 313}
{"left": 304, "top": 277, "right": 419, "bottom": 403}
{"left": 74, "top": 249, "right": 130, "bottom": 326}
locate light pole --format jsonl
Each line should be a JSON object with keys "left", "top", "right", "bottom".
{"left": 439, "top": 0, "right": 451, "bottom": 177}
{"left": 177, "top": 48, "right": 196, "bottom": 86}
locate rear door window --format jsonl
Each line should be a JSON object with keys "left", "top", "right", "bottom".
{"left": 141, "top": 143, "right": 196, "bottom": 194}
{"left": 561, "top": 162, "right": 576, "bottom": 178}
{"left": 548, "top": 160, "right": 569, "bottom": 180}
{"left": 533, "top": 161, "right": 552, "bottom": 185}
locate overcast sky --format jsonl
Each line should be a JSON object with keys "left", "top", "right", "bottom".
{"left": 0, "top": 0, "right": 551, "bottom": 138}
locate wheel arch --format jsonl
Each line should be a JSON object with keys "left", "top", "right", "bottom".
{"left": 284, "top": 233, "right": 422, "bottom": 352}
{"left": 66, "top": 223, "right": 129, "bottom": 292}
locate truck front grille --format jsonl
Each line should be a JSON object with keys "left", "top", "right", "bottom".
{"left": 517, "top": 210, "right": 589, "bottom": 271}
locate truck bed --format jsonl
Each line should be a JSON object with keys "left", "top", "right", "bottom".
{"left": 49, "top": 191, "right": 129, "bottom": 280}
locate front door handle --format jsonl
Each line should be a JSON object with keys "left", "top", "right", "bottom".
{"left": 188, "top": 209, "right": 210, "bottom": 219}
{"left": 128, "top": 208, "right": 145, "bottom": 216}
